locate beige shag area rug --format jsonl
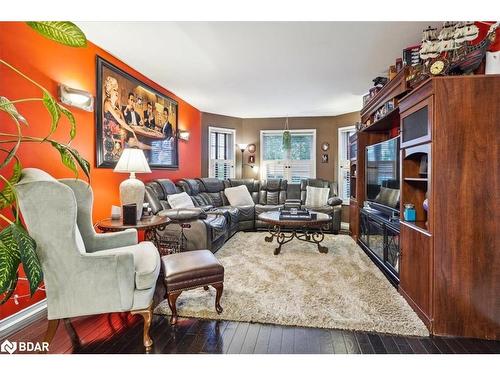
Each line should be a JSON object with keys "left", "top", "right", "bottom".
{"left": 155, "top": 232, "right": 428, "bottom": 337}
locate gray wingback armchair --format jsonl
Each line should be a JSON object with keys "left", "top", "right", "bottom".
{"left": 15, "top": 168, "right": 160, "bottom": 351}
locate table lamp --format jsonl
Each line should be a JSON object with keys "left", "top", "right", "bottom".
{"left": 114, "top": 148, "right": 152, "bottom": 221}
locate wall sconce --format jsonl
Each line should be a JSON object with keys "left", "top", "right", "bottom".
{"left": 177, "top": 129, "right": 190, "bottom": 141}
{"left": 58, "top": 84, "right": 94, "bottom": 112}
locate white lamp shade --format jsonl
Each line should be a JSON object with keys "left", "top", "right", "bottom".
{"left": 237, "top": 143, "right": 248, "bottom": 151}
{"left": 113, "top": 148, "right": 151, "bottom": 174}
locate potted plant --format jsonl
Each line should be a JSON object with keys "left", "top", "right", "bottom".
{"left": 0, "top": 22, "right": 90, "bottom": 304}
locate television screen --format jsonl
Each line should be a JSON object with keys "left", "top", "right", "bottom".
{"left": 366, "top": 136, "right": 400, "bottom": 209}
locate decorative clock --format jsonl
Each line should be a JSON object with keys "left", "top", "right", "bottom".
{"left": 429, "top": 58, "right": 449, "bottom": 76}
{"left": 321, "top": 142, "right": 330, "bottom": 152}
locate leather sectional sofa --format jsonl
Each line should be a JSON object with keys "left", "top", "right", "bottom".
{"left": 144, "top": 178, "right": 342, "bottom": 253}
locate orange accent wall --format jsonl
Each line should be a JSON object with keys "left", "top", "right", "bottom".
{"left": 0, "top": 22, "right": 201, "bottom": 319}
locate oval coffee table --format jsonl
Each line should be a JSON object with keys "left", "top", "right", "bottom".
{"left": 258, "top": 211, "right": 331, "bottom": 255}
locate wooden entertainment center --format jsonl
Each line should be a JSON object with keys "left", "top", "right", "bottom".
{"left": 350, "top": 69, "right": 500, "bottom": 340}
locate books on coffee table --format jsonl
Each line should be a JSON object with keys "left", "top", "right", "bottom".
{"left": 279, "top": 209, "right": 311, "bottom": 220}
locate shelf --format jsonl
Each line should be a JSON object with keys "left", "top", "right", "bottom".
{"left": 404, "top": 177, "right": 428, "bottom": 182}
{"left": 401, "top": 220, "right": 431, "bottom": 236}
{"left": 361, "top": 67, "right": 410, "bottom": 122}
{"left": 360, "top": 107, "right": 399, "bottom": 133}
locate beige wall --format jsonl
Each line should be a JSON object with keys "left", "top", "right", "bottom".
{"left": 201, "top": 112, "right": 243, "bottom": 178}
{"left": 201, "top": 111, "right": 360, "bottom": 182}
{"left": 238, "top": 112, "right": 360, "bottom": 180}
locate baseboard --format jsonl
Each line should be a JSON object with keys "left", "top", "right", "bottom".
{"left": 0, "top": 299, "right": 47, "bottom": 340}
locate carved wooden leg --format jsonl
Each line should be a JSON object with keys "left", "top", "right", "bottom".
{"left": 167, "top": 291, "right": 182, "bottom": 325}
{"left": 40, "top": 319, "right": 60, "bottom": 353}
{"left": 213, "top": 283, "right": 223, "bottom": 314}
{"left": 131, "top": 303, "right": 153, "bottom": 352}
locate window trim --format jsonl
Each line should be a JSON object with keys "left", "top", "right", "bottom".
{"left": 259, "top": 129, "right": 316, "bottom": 181}
{"left": 338, "top": 125, "right": 356, "bottom": 204}
{"left": 208, "top": 126, "right": 236, "bottom": 179}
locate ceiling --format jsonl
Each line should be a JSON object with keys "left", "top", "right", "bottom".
{"left": 77, "top": 22, "right": 439, "bottom": 118}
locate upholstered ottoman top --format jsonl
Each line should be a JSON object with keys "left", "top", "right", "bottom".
{"left": 162, "top": 250, "right": 224, "bottom": 292}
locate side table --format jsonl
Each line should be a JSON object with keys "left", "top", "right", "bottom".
{"left": 95, "top": 215, "right": 171, "bottom": 255}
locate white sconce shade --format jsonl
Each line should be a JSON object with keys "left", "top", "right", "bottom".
{"left": 58, "top": 84, "right": 94, "bottom": 112}
{"left": 113, "top": 148, "right": 151, "bottom": 174}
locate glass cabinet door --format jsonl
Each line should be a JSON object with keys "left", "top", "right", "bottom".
{"left": 368, "top": 220, "right": 385, "bottom": 261}
{"left": 359, "top": 211, "right": 369, "bottom": 247}
{"left": 385, "top": 226, "right": 400, "bottom": 275}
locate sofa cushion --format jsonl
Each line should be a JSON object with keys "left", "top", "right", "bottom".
{"left": 236, "top": 204, "right": 255, "bottom": 222}
{"left": 302, "top": 204, "right": 334, "bottom": 216}
{"left": 225, "top": 185, "right": 255, "bottom": 206}
{"left": 96, "top": 241, "right": 160, "bottom": 290}
{"left": 327, "top": 197, "right": 343, "bottom": 206}
{"left": 305, "top": 186, "right": 330, "bottom": 207}
{"left": 167, "top": 192, "right": 195, "bottom": 209}
{"left": 255, "top": 204, "right": 283, "bottom": 216}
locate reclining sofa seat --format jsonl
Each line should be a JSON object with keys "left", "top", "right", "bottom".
{"left": 144, "top": 179, "right": 228, "bottom": 252}
{"left": 223, "top": 178, "right": 260, "bottom": 231}
{"left": 177, "top": 178, "right": 240, "bottom": 236}
{"left": 299, "top": 178, "right": 342, "bottom": 234}
{"left": 255, "top": 179, "right": 288, "bottom": 229}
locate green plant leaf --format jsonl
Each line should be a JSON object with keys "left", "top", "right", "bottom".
{"left": 57, "top": 103, "right": 76, "bottom": 140}
{"left": 0, "top": 159, "right": 22, "bottom": 210}
{"left": 0, "top": 226, "right": 21, "bottom": 294}
{"left": 42, "top": 91, "right": 60, "bottom": 136}
{"left": 0, "top": 96, "right": 28, "bottom": 125}
{"left": 50, "top": 142, "right": 78, "bottom": 177}
{"left": 67, "top": 147, "right": 90, "bottom": 181}
{"left": 26, "top": 21, "right": 87, "bottom": 48}
{"left": 0, "top": 273, "right": 18, "bottom": 305}
{"left": 0, "top": 141, "right": 21, "bottom": 170}
{"left": 10, "top": 224, "right": 42, "bottom": 296}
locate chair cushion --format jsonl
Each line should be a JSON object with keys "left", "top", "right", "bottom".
{"left": 97, "top": 241, "right": 160, "bottom": 290}
{"left": 224, "top": 185, "right": 255, "bottom": 206}
{"left": 167, "top": 192, "right": 195, "bottom": 209}
{"left": 162, "top": 250, "right": 224, "bottom": 292}
{"left": 305, "top": 186, "right": 330, "bottom": 207}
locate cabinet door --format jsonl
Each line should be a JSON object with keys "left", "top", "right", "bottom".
{"left": 400, "top": 96, "right": 432, "bottom": 148}
{"left": 399, "top": 224, "right": 432, "bottom": 324}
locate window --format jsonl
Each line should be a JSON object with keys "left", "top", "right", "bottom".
{"left": 208, "top": 127, "right": 235, "bottom": 180}
{"left": 338, "top": 125, "right": 356, "bottom": 204}
{"left": 260, "top": 129, "right": 316, "bottom": 183}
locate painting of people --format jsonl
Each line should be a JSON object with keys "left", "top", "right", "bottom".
{"left": 96, "top": 56, "right": 178, "bottom": 169}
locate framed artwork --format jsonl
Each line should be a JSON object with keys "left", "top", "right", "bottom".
{"left": 248, "top": 155, "right": 255, "bottom": 164}
{"left": 321, "top": 154, "right": 329, "bottom": 163}
{"left": 95, "top": 56, "right": 179, "bottom": 169}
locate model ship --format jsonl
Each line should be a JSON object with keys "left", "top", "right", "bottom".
{"left": 407, "top": 21, "right": 499, "bottom": 86}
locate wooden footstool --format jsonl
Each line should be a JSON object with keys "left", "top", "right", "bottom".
{"left": 161, "top": 250, "right": 224, "bottom": 325}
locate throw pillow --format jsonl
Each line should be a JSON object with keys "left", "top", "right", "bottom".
{"left": 224, "top": 185, "right": 255, "bottom": 206}
{"left": 167, "top": 192, "right": 195, "bottom": 209}
{"left": 305, "top": 186, "right": 330, "bottom": 207}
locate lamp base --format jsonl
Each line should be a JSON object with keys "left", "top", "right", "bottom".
{"left": 119, "top": 175, "right": 144, "bottom": 221}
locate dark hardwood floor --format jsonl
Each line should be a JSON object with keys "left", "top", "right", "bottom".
{"left": 3, "top": 313, "right": 499, "bottom": 354}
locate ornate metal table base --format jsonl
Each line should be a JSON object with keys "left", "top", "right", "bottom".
{"left": 265, "top": 224, "right": 328, "bottom": 255}
{"left": 145, "top": 222, "right": 191, "bottom": 256}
